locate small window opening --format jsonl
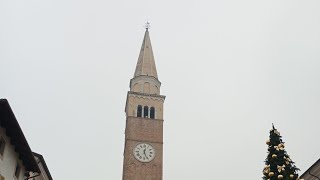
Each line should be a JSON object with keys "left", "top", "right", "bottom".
{"left": 137, "top": 105, "right": 142, "bottom": 117}
{"left": 144, "top": 106, "right": 149, "bottom": 118}
{"left": 14, "top": 163, "right": 21, "bottom": 178}
{"left": 150, "top": 107, "right": 155, "bottom": 119}
{"left": 0, "top": 136, "right": 5, "bottom": 158}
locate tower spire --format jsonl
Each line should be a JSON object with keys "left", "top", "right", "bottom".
{"left": 123, "top": 26, "right": 165, "bottom": 180}
{"left": 134, "top": 24, "right": 158, "bottom": 79}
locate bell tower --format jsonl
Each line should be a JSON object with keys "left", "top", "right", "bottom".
{"left": 122, "top": 26, "right": 165, "bottom": 180}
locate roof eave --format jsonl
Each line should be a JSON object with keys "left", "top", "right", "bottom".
{"left": 0, "top": 99, "right": 40, "bottom": 173}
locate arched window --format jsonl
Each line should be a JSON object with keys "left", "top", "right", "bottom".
{"left": 150, "top": 107, "right": 155, "bottom": 119}
{"left": 144, "top": 106, "right": 149, "bottom": 118}
{"left": 137, "top": 105, "right": 142, "bottom": 117}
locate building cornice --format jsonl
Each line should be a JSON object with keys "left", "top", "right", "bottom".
{"left": 126, "top": 116, "right": 164, "bottom": 122}
{"left": 130, "top": 75, "right": 161, "bottom": 88}
{"left": 125, "top": 91, "right": 165, "bottom": 112}
{"left": 128, "top": 91, "right": 166, "bottom": 100}
{"left": 125, "top": 138, "right": 163, "bottom": 144}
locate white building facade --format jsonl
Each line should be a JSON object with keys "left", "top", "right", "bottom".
{"left": 0, "top": 127, "right": 29, "bottom": 180}
{"left": 0, "top": 99, "right": 41, "bottom": 180}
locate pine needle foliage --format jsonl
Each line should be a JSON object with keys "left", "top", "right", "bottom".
{"left": 263, "top": 125, "right": 302, "bottom": 180}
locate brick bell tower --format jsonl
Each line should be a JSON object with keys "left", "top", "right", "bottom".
{"left": 122, "top": 25, "right": 165, "bottom": 180}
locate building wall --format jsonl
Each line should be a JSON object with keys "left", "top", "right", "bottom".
{"left": 0, "top": 127, "right": 27, "bottom": 180}
{"left": 123, "top": 94, "right": 165, "bottom": 180}
{"left": 122, "top": 116, "right": 163, "bottom": 180}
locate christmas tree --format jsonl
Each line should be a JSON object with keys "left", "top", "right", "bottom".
{"left": 263, "top": 124, "right": 303, "bottom": 180}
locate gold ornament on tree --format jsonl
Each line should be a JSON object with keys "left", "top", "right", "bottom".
{"left": 278, "top": 174, "right": 283, "bottom": 179}
{"left": 278, "top": 143, "right": 285, "bottom": 150}
{"left": 266, "top": 139, "right": 270, "bottom": 145}
{"left": 290, "top": 174, "right": 294, "bottom": 179}
{"left": 272, "top": 154, "right": 277, "bottom": 158}
{"left": 285, "top": 157, "right": 292, "bottom": 162}
{"left": 263, "top": 165, "right": 270, "bottom": 174}
{"left": 277, "top": 165, "right": 285, "bottom": 172}
{"left": 278, "top": 143, "right": 285, "bottom": 148}
{"left": 269, "top": 172, "right": 274, "bottom": 177}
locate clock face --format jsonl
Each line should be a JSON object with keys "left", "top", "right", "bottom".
{"left": 133, "top": 143, "right": 155, "bottom": 162}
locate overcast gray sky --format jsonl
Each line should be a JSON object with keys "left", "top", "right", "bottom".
{"left": 1, "top": 0, "right": 320, "bottom": 179}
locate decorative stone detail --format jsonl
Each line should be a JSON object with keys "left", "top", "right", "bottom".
{"left": 128, "top": 91, "right": 165, "bottom": 100}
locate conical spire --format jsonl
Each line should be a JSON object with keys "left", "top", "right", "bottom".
{"left": 134, "top": 27, "right": 158, "bottom": 79}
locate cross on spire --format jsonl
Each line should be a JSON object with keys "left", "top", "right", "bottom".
{"left": 145, "top": 22, "right": 151, "bottom": 31}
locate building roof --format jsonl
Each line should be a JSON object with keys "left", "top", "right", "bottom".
{"left": 0, "top": 99, "right": 40, "bottom": 173}
{"left": 301, "top": 158, "right": 320, "bottom": 179}
{"left": 134, "top": 28, "right": 158, "bottom": 79}
{"left": 33, "top": 152, "right": 53, "bottom": 180}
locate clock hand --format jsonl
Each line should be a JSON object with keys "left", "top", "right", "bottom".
{"left": 143, "top": 148, "right": 147, "bottom": 157}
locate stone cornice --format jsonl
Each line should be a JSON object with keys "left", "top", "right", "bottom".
{"left": 125, "top": 139, "right": 163, "bottom": 144}
{"left": 128, "top": 91, "right": 166, "bottom": 100}
{"left": 130, "top": 75, "right": 161, "bottom": 85}
{"left": 127, "top": 116, "right": 164, "bottom": 122}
